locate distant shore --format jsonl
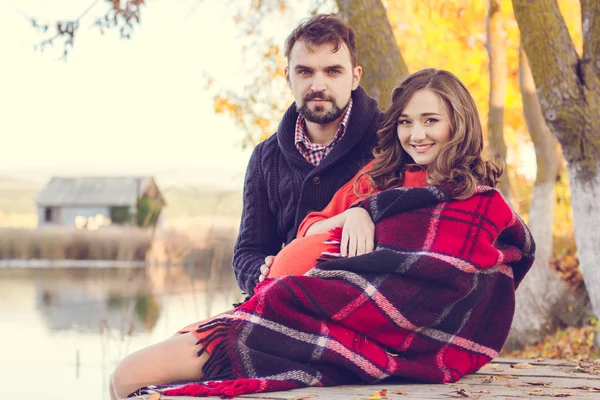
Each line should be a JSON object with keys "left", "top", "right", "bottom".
{"left": 0, "top": 223, "right": 238, "bottom": 270}
{"left": 0, "top": 259, "right": 148, "bottom": 268}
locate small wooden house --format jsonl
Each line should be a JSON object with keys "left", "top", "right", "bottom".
{"left": 35, "top": 176, "right": 166, "bottom": 228}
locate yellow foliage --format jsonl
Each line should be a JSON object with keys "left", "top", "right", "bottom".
{"left": 254, "top": 116, "right": 270, "bottom": 130}
{"left": 214, "top": 96, "right": 228, "bottom": 114}
{"left": 214, "top": 96, "right": 238, "bottom": 114}
{"left": 384, "top": 0, "right": 583, "bottom": 227}
{"left": 386, "top": 0, "right": 521, "bottom": 133}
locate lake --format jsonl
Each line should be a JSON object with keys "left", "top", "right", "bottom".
{"left": 0, "top": 264, "right": 243, "bottom": 399}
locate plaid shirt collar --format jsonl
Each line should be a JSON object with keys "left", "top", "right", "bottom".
{"left": 294, "top": 99, "right": 353, "bottom": 166}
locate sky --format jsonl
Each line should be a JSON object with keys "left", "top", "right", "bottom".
{"left": 0, "top": 0, "right": 310, "bottom": 189}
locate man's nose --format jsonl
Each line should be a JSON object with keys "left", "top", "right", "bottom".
{"left": 310, "top": 74, "right": 327, "bottom": 92}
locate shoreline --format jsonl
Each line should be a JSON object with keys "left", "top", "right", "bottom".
{"left": 0, "top": 259, "right": 148, "bottom": 268}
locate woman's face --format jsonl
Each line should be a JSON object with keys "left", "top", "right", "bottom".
{"left": 396, "top": 89, "right": 452, "bottom": 165}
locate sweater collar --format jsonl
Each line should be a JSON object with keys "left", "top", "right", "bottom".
{"left": 277, "top": 86, "right": 379, "bottom": 168}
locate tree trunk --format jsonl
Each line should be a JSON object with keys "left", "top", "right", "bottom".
{"left": 512, "top": 0, "right": 600, "bottom": 341}
{"left": 486, "top": 0, "right": 511, "bottom": 203}
{"left": 506, "top": 47, "right": 591, "bottom": 349}
{"left": 336, "top": 0, "right": 409, "bottom": 110}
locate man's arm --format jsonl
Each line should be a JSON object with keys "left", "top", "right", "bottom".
{"left": 232, "top": 144, "right": 281, "bottom": 295}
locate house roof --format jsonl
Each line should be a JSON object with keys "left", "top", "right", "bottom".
{"left": 36, "top": 176, "right": 156, "bottom": 207}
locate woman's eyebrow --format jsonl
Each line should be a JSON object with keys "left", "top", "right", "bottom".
{"left": 400, "top": 112, "right": 443, "bottom": 117}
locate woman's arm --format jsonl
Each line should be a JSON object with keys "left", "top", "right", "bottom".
{"left": 297, "top": 161, "right": 375, "bottom": 238}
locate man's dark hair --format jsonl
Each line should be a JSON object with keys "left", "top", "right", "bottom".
{"left": 284, "top": 14, "right": 358, "bottom": 67}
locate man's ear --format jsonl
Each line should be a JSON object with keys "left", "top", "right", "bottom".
{"left": 352, "top": 65, "right": 363, "bottom": 90}
{"left": 285, "top": 66, "right": 292, "bottom": 90}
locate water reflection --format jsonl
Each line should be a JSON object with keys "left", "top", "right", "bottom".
{"left": 0, "top": 261, "right": 243, "bottom": 399}
{"left": 35, "top": 268, "right": 158, "bottom": 334}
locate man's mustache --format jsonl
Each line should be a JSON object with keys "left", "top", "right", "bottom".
{"left": 304, "top": 92, "right": 335, "bottom": 102}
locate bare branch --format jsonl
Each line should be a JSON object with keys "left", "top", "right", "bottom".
{"left": 26, "top": 0, "right": 145, "bottom": 59}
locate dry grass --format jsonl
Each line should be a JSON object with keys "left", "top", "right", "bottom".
{"left": 147, "top": 225, "right": 237, "bottom": 267}
{"left": 0, "top": 222, "right": 238, "bottom": 266}
{"left": 0, "top": 226, "right": 152, "bottom": 261}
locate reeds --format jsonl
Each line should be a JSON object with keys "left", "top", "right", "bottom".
{"left": 0, "top": 226, "right": 152, "bottom": 261}
{"left": 0, "top": 224, "right": 238, "bottom": 265}
{"left": 147, "top": 226, "right": 236, "bottom": 268}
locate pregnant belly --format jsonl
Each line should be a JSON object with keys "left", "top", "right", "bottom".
{"left": 269, "top": 232, "right": 337, "bottom": 278}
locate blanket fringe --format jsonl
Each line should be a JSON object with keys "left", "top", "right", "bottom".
{"left": 195, "top": 319, "right": 236, "bottom": 381}
{"left": 316, "top": 227, "right": 344, "bottom": 265}
{"left": 163, "top": 378, "right": 262, "bottom": 398}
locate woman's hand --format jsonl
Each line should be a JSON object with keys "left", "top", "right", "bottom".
{"left": 340, "top": 208, "right": 374, "bottom": 258}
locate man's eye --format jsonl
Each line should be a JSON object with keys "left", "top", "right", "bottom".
{"left": 328, "top": 69, "right": 341, "bottom": 74}
{"left": 299, "top": 70, "right": 312, "bottom": 75}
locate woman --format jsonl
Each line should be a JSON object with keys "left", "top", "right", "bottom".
{"left": 110, "top": 69, "right": 534, "bottom": 399}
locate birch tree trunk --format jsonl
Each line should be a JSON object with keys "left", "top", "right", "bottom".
{"left": 512, "top": 0, "right": 600, "bottom": 343}
{"left": 336, "top": 0, "right": 409, "bottom": 110}
{"left": 506, "top": 47, "right": 591, "bottom": 349}
{"left": 486, "top": 0, "right": 511, "bottom": 203}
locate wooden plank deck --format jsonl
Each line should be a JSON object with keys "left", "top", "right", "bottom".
{"left": 134, "top": 358, "right": 600, "bottom": 399}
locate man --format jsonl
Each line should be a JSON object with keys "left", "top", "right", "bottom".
{"left": 233, "top": 14, "right": 382, "bottom": 295}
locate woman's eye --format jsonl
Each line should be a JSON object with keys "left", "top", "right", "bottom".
{"left": 398, "top": 119, "right": 410, "bottom": 125}
{"left": 425, "top": 118, "right": 439, "bottom": 124}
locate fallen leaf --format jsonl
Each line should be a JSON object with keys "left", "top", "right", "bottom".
{"left": 559, "top": 386, "right": 600, "bottom": 392}
{"left": 481, "top": 376, "right": 497, "bottom": 384}
{"left": 504, "top": 382, "right": 517, "bottom": 388}
{"left": 291, "top": 395, "right": 317, "bottom": 400}
{"left": 473, "top": 390, "right": 491, "bottom": 394}
{"left": 550, "top": 393, "right": 577, "bottom": 397}
{"left": 456, "top": 388, "right": 480, "bottom": 398}
{"left": 147, "top": 394, "right": 161, "bottom": 400}
{"left": 481, "top": 363, "right": 499, "bottom": 369}
{"left": 525, "top": 381, "right": 552, "bottom": 387}
{"left": 391, "top": 390, "right": 407, "bottom": 395}
{"left": 511, "top": 362, "right": 536, "bottom": 369}
{"left": 536, "top": 358, "right": 546, "bottom": 362}
{"left": 361, "top": 391, "right": 387, "bottom": 400}
{"left": 497, "top": 374, "right": 518, "bottom": 379}
{"left": 528, "top": 388, "right": 543, "bottom": 393}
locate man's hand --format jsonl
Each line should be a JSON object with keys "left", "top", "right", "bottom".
{"left": 340, "top": 208, "right": 375, "bottom": 258}
{"left": 258, "top": 255, "right": 275, "bottom": 282}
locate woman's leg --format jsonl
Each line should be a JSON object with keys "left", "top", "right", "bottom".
{"left": 110, "top": 332, "right": 210, "bottom": 399}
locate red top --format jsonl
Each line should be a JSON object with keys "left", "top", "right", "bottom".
{"left": 297, "top": 161, "right": 428, "bottom": 237}
{"left": 269, "top": 162, "right": 428, "bottom": 278}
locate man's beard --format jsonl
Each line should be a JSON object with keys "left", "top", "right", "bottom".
{"left": 297, "top": 92, "right": 349, "bottom": 124}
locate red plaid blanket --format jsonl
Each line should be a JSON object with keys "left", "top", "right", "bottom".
{"left": 135, "top": 185, "right": 534, "bottom": 398}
